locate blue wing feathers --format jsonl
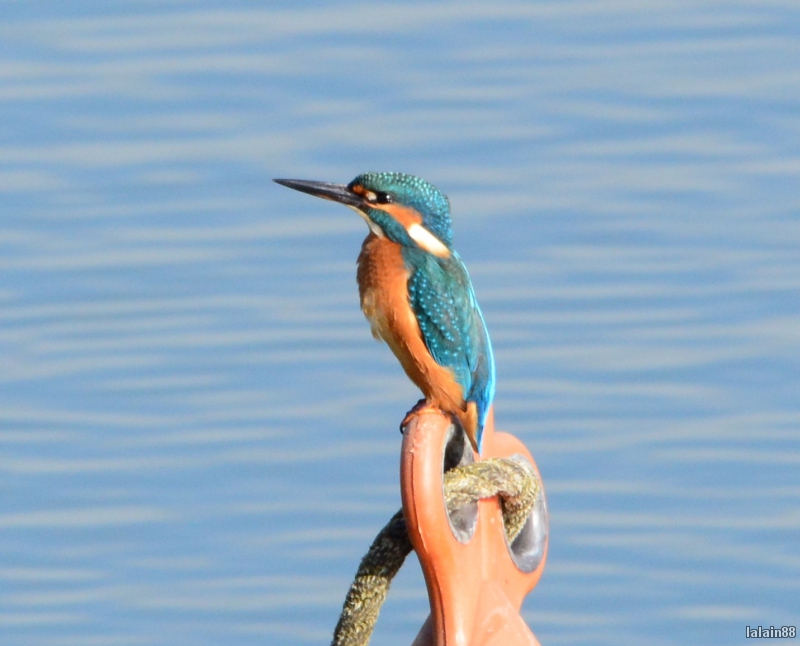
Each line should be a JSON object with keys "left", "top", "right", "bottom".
{"left": 406, "top": 251, "right": 495, "bottom": 441}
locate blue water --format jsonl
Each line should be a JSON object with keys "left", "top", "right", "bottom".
{"left": 2, "top": 2, "right": 799, "bottom": 645}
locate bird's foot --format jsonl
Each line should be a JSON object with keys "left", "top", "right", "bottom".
{"left": 400, "top": 399, "right": 440, "bottom": 434}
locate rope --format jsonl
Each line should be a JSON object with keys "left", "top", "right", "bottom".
{"left": 331, "top": 456, "right": 540, "bottom": 646}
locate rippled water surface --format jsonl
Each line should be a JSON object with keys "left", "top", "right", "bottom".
{"left": 2, "top": 2, "right": 799, "bottom": 645}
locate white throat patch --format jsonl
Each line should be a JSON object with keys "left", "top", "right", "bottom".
{"left": 407, "top": 223, "right": 450, "bottom": 257}
{"left": 347, "top": 205, "right": 384, "bottom": 238}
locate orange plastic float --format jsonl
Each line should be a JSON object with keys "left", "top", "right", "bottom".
{"left": 401, "top": 407, "right": 548, "bottom": 646}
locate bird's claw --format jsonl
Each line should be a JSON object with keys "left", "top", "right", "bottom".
{"left": 400, "top": 399, "right": 440, "bottom": 434}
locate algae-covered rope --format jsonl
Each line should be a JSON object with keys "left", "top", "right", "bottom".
{"left": 331, "top": 456, "right": 540, "bottom": 646}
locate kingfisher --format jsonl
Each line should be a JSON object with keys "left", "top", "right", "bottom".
{"left": 274, "top": 172, "right": 495, "bottom": 454}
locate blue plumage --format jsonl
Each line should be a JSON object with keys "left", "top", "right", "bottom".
{"left": 405, "top": 247, "right": 495, "bottom": 451}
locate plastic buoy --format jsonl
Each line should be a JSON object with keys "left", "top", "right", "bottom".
{"left": 401, "top": 407, "right": 548, "bottom": 646}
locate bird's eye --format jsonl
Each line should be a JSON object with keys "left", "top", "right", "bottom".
{"left": 375, "top": 191, "right": 394, "bottom": 204}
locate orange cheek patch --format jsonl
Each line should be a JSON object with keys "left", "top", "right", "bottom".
{"left": 351, "top": 184, "right": 378, "bottom": 201}
{"left": 377, "top": 204, "right": 423, "bottom": 229}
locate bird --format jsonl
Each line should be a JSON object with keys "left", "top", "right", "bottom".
{"left": 274, "top": 172, "right": 495, "bottom": 454}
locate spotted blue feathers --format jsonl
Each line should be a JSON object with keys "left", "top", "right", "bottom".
{"left": 405, "top": 247, "right": 495, "bottom": 452}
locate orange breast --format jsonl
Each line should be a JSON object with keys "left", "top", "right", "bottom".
{"left": 356, "top": 234, "right": 465, "bottom": 417}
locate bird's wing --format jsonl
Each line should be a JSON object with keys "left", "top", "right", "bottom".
{"left": 407, "top": 252, "right": 495, "bottom": 423}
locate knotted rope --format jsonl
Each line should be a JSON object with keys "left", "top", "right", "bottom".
{"left": 331, "top": 456, "right": 540, "bottom": 646}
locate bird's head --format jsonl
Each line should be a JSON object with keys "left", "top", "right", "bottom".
{"left": 275, "top": 172, "right": 453, "bottom": 258}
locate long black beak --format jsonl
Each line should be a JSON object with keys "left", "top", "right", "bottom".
{"left": 273, "top": 178, "right": 365, "bottom": 208}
